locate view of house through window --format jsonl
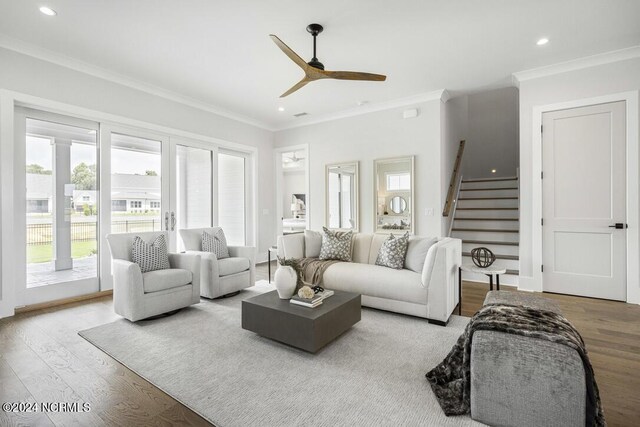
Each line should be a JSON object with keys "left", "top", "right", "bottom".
{"left": 110, "top": 133, "right": 163, "bottom": 235}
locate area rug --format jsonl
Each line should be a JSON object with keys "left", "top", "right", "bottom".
{"left": 79, "top": 281, "right": 480, "bottom": 426}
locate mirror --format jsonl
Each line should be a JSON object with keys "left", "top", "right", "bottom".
{"left": 389, "top": 196, "right": 407, "bottom": 214}
{"left": 374, "top": 156, "right": 414, "bottom": 233}
{"left": 326, "top": 162, "right": 359, "bottom": 231}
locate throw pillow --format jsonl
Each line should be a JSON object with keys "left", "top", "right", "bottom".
{"left": 376, "top": 232, "right": 410, "bottom": 269}
{"left": 319, "top": 227, "right": 353, "bottom": 261}
{"left": 132, "top": 234, "right": 170, "bottom": 273}
{"left": 404, "top": 237, "right": 438, "bottom": 273}
{"left": 202, "top": 229, "right": 230, "bottom": 259}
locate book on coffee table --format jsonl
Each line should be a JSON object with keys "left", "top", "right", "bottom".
{"left": 317, "top": 290, "right": 334, "bottom": 300}
{"left": 290, "top": 295, "right": 323, "bottom": 308}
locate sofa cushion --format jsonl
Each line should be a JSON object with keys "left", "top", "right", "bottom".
{"left": 375, "top": 232, "right": 410, "bottom": 269}
{"left": 202, "top": 229, "right": 230, "bottom": 259}
{"left": 319, "top": 227, "right": 353, "bottom": 261}
{"left": 143, "top": 268, "right": 192, "bottom": 293}
{"left": 404, "top": 237, "right": 438, "bottom": 273}
{"left": 132, "top": 234, "right": 170, "bottom": 273}
{"left": 304, "top": 230, "right": 322, "bottom": 258}
{"left": 322, "top": 262, "right": 425, "bottom": 304}
{"left": 218, "top": 257, "right": 250, "bottom": 277}
{"left": 352, "top": 234, "right": 373, "bottom": 264}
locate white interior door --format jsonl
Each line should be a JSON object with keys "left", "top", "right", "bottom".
{"left": 542, "top": 101, "right": 626, "bottom": 300}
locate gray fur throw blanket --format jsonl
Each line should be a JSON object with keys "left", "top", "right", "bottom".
{"left": 425, "top": 304, "right": 605, "bottom": 426}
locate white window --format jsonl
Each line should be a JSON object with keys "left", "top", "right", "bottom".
{"left": 150, "top": 201, "right": 160, "bottom": 209}
{"left": 82, "top": 195, "right": 90, "bottom": 201}
{"left": 386, "top": 173, "right": 410, "bottom": 191}
{"left": 218, "top": 151, "right": 246, "bottom": 246}
{"left": 130, "top": 200, "right": 142, "bottom": 209}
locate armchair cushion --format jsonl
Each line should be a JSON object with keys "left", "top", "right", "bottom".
{"left": 404, "top": 237, "right": 438, "bottom": 273}
{"left": 142, "top": 269, "right": 193, "bottom": 293}
{"left": 132, "top": 235, "right": 170, "bottom": 273}
{"left": 218, "top": 257, "right": 250, "bottom": 277}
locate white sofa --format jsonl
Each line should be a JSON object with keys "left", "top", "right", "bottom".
{"left": 179, "top": 227, "right": 256, "bottom": 299}
{"left": 277, "top": 232, "right": 461, "bottom": 325}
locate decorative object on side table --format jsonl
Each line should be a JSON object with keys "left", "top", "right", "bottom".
{"left": 470, "top": 247, "right": 496, "bottom": 268}
{"left": 274, "top": 257, "right": 303, "bottom": 299}
{"left": 298, "top": 285, "right": 315, "bottom": 299}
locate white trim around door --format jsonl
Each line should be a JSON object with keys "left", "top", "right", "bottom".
{"left": 529, "top": 91, "right": 640, "bottom": 304}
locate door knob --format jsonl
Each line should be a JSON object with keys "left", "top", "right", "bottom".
{"left": 609, "top": 223, "right": 627, "bottom": 229}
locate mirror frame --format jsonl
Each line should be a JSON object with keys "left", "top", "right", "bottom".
{"left": 373, "top": 156, "right": 415, "bottom": 234}
{"left": 325, "top": 161, "right": 359, "bottom": 232}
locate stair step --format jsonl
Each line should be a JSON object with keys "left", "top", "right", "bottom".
{"left": 452, "top": 228, "right": 519, "bottom": 233}
{"left": 463, "top": 252, "right": 519, "bottom": 260}
{"left": 452, "top": 230, "right": 520, "bottom": 242}
{"left": 458, "top": 197, "right": 518, "bottom": 200}
{"left": 456, "top": 218, "right": 518, "bottom": 221}
{"left": 457, "top": 198, "right": 519, "bottom": 208}
{"left": 463, "top": 240, "right": 519, "bottom": 246}
{"left": 462, "top": 177, "right": 518, "bottom": 183}
{"left": 506, "top": 269, "right": 519, "bottom": 275}
{"left": 460, "top": 187, "right": 518, "bottom": 191}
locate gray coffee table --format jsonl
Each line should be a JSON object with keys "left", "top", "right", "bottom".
{"left": 241, "top": 290, "right": 361, "bottom": 353}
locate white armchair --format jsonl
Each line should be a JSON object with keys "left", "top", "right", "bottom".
{"left": 179, "top": 227, "right": 256, "bottom": 299}
{"left": 106, "top": 231, "right": 201, "bottom": 322}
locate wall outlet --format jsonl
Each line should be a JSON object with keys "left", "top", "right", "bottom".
{"left": 424, "top": 208, "right": 434, "bottom": 216}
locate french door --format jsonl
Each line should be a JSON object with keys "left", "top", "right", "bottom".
{"left": 16, "top": 108, "right": 100, "bottom": 305}
{"left": 17, "top": 113, "right": 251, "bottom": 301}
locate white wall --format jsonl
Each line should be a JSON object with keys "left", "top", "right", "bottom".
{"left": 274, "top": 99, "right": 445, "bottom": 237}
{"left": 282, "top": 169, "right": 305, "bottom": 218}
{"left": 442, "top": 95, "right": 468, "bottom": 235}
{"left": 0, "top": 47, "right": 275, "bottom": 317}
{"left": 517, "top": 57, "right": 640, "bottom": 298}
{"left": 461, "top": 87, "right": 519, "bottom": 179}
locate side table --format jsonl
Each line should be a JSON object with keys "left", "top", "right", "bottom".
{"left": 458, "top": 264, "right": 507, "bottom": 315}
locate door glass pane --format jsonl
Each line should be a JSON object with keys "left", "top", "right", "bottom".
{"left": 26, "top": 118, "right": 97, "bottom": 287}
{"left": 218, "top": 152, "right": 245, "bottom": 245}
{"left": 176, "top": 145, "right": 213, "bottom": 251}
{"left": 110, "top": 133, "right": 162, "bottom": 234}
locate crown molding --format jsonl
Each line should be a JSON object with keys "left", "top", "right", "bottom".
{"left": 0, "top": 34, "right": 273, "bottom": 131}
{"left": 513, "top": 45, "right": 640, "bottom": 84}
{"left": 274, "top": 89, "right": 448, "bottom": 131}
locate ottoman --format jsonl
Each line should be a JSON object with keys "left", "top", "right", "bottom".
{"left": 470, "top": 291, "right": 586, "bottom": 427}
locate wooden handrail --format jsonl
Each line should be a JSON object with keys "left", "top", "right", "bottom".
{"left": 442, "top": 140, "right": 466, "bottom": 217}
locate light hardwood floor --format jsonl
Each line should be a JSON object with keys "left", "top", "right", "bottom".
{"left": 1, "top": 262, "right": 638, "bottom": 426}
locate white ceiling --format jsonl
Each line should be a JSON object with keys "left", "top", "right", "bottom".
{"left": 1, "top": 0, "right": 639, "bottom": 130}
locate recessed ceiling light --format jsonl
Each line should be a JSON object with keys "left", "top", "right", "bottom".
{"left": 536, "top": 38, "right": 549, "bottom": 46}
{"left": 278, "top": 107, "right": 285, "bottom": 112}
{"left": 39, "top": 6, "right": 57, "bottom": 16}
{"left": 491, "top": 169, "right": 497, "bottom": 173}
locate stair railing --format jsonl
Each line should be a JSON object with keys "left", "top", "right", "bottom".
{"left": 447, "top": 172, "right": 464, "bottom": 236}
{"left": 443, "top": 140, "right": 466, "bottom": 217}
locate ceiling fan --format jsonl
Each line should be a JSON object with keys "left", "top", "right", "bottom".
{"left": 270, "top": 24, "right": 387, "bottom": 98}
{"left": 283, "top": 151, "right": 305, "bottom": 163}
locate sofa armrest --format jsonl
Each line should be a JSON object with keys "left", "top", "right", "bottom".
{"left": 169, "top": 253, "right": 201, "bottom": 302}
{"left": 228, "top": 246, "right": 256, "bottom": 285}
{"left": 422, "top": 238, "right": 462, "bottom": 323}
{"left": 112, "top": 259, "right": 144, "bottom": 320}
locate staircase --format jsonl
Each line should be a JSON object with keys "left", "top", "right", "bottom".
{"left": 451, "top": 176, "right": 519, "bottom": 286}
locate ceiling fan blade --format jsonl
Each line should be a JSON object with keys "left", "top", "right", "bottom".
{"left": 269, "top": 34, "right": 309, "bottom": 71}
{"left": 280, "top": 77, "right": 311, "bottom": 98}
{"left": 322, "top": 70, "right": 387, "bottom": 81}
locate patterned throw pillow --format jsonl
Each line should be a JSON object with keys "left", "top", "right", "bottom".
{"left": 132, "top": 234, "right": 170, "bottom": 273}
{"left": 202, "top": 229, "right": 230, "bottom": 259}
{"left": 376, "top": 232, "right": 410, "bottom": 269}
{"left": 319, "top": 227, "right": 353, "bottom": 262}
